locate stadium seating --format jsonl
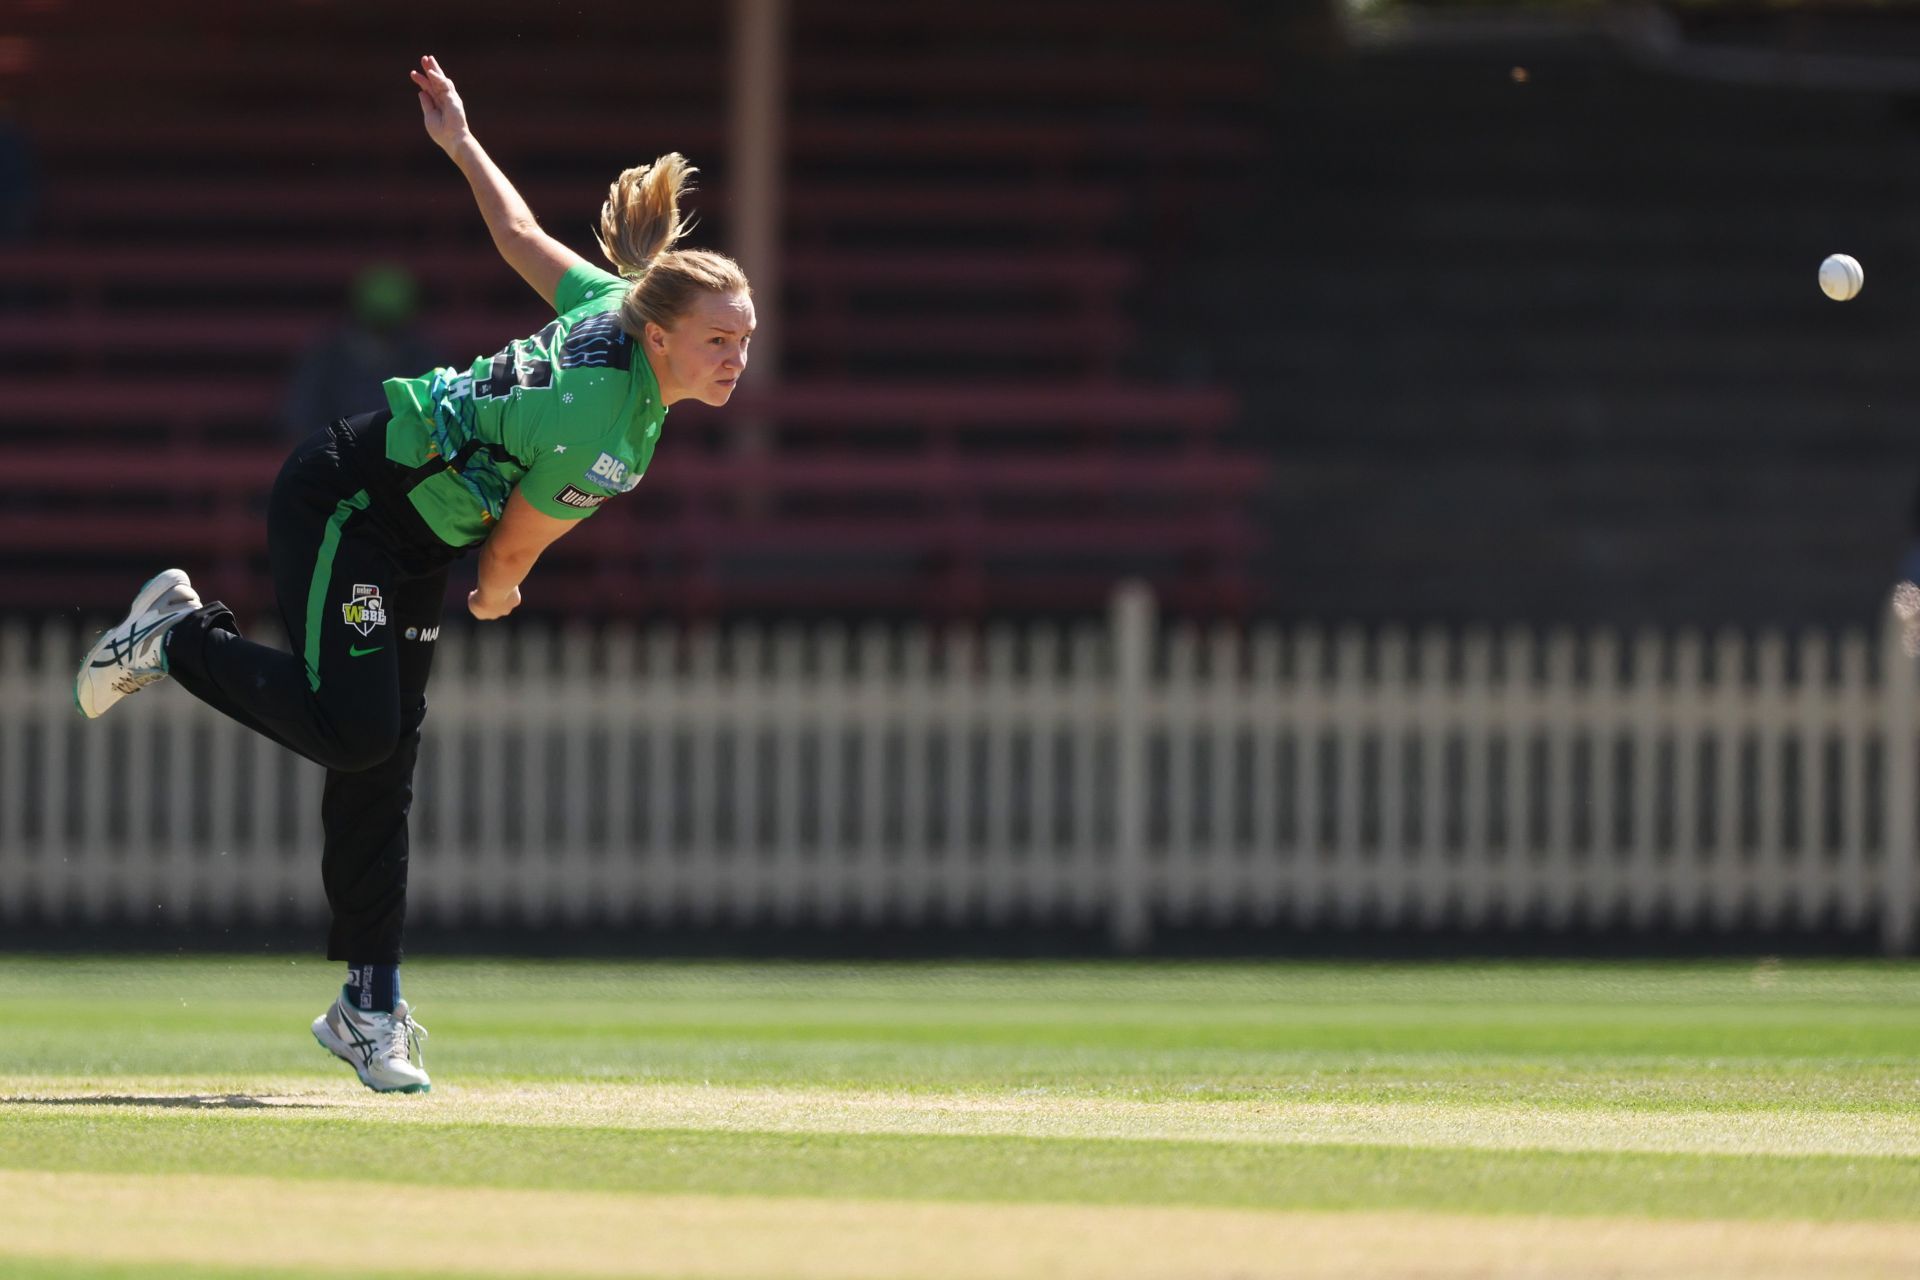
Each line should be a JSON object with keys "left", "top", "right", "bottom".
{"left": 1194, "top": 41, "right": 1920, "bottom": 626}
{"left": 1, "top": 0, "right": 1267, "bottom": 620}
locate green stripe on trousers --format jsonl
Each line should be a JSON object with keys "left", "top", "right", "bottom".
{"left": 304, "top": 489, "right": 371, "bottom": 691}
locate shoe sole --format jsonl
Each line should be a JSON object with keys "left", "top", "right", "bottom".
{"left": 74, "top": 569, "right": 192, "bottom": 720}
{"left": 311, "top": 1015, "right": 432, "bottom": 1094}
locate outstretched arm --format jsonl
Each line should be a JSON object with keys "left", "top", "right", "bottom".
{"left": 411, "top": 55, "right": 587, "bottom": 309}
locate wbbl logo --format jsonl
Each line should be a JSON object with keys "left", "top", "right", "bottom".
{"left": 342, "top": 584, "right": 388, "bottom": 637}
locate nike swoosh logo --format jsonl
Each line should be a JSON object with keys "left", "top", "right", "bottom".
{"left": 349, "top": 645, "right": 384, "bottom": 658}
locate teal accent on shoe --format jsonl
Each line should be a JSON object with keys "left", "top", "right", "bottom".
{"left": 313, "top": 1033, "right": 428, "bottom": 1093}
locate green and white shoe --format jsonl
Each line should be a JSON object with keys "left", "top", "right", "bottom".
{"left": 312, "top": 989, "right": 432, "bottom": 1094}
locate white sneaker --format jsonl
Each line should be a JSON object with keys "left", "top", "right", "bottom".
{"left": 74, "top": 568, "right": 202, "bottom": 719}
{"left": 312, "top": 990, "right": 432, "bottom": 1094}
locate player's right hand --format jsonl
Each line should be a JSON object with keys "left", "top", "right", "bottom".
{"left": 468, "top": 585, "right": 522, "bottom": 621}
{"left": 409, "top": 55, "right": 470, "bottom": 153}
{"left": 1895, "top": 581, "right": 1920, "bottom": 657}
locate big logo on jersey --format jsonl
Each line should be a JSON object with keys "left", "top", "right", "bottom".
{"left": 587, "top": 452, "right": 642, "bottom": 493}
{"left": 342, "top": 584, "right": 388, "bottom": 637}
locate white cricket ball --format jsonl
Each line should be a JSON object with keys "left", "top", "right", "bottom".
{"left": 1819, "top": 253, "right": 1864, "bottom": 302}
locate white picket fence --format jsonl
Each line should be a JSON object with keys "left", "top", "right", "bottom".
{"left": 2, "top": 586, "right": 1915, "bottom": 952}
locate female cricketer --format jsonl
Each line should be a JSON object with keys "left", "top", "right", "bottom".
{"left": 73, "top": 56, "right": 755, "bottom": 1092}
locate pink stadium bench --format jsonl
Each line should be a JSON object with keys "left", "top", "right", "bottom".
{"left": 0, "top": 310, "right": 1137, "bottom": 366}
{"left": 0, "top": 448, "right": 1265, "bottom": 505}
{"left": 33, "top": 116, "right": 1257, "bottom": 165}
{"left": 0, "top": 381, "right": 1236, "bottom": 447}
{"left": 40, "top": 181, "right": 1129, "bottom": 234}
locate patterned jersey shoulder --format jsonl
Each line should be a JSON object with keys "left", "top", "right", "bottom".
{"left": 377, "top": 261, "right": 656, "bottom": 541}
{"left": 513, "top": 309, "right": 664, "bottom": 523}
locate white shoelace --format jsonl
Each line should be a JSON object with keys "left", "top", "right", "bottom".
{"left": 383, "top": 1008, "right": 429, "bottom": 1070}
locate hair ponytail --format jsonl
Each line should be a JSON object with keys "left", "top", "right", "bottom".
{"left": 596, "top": 152, "right": 752, "bottom": 338}
{"left": 595, "top": 152, "right": 697, "bottom": 279}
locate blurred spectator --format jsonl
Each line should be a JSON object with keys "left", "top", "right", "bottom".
{"left": 281, "top": 264, "right": 439, "bottom": 437}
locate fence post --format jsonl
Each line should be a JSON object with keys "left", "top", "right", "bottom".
{"left": 1883, "top": 598, "right": 1917, "bottom": 956}
{"left": 1110, "top": 582, "right": 1154, "bottom": 952}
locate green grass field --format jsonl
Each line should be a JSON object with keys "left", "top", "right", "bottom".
{"left": 2, "top": 957, "right": 1916, "bottom": 1278}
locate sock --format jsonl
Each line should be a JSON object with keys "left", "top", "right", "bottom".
{"left": 344, "top": 962, "right": 400, "bottom": 1014}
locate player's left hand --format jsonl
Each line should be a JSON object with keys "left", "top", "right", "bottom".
{"left": 409, "top": 55, "right": 470, "bottom": 154}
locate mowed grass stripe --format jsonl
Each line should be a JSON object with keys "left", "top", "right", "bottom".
{"left": 5, "top": 1079, "right": 1920, "bottom": 1159}
{"left": 1, "top": 1108, "right": 1918, "bottom": 1221}
{"left": 6, "top": 1169, "right": 1920, "bottom": 1280}
{"left": 6, "top": 960, "right": 1920, "bottom": 1062}
{"left": 12, "top": 995, "right": 1920, "bottom": 1063}
{"left": 6, "top": 960, "right": 1920, "bottom": 1112}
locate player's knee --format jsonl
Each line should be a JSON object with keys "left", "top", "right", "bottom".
{"left": 320, "top": 714, "right": 402, "bottom": 774}
{"left": 324, "top": 738, "right": 399, "bottom": 774}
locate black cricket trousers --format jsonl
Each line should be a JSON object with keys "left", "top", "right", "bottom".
{"left": 165, "top": 413, "right": 462, "bottom": 963}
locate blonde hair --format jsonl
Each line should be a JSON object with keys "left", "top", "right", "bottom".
{"left": 595, "top": 152, "right": 751, "bottom": 336}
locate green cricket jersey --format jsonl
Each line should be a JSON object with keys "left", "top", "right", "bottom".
{"left": 380, "top": 262, "right": 666, "bottom": 548}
